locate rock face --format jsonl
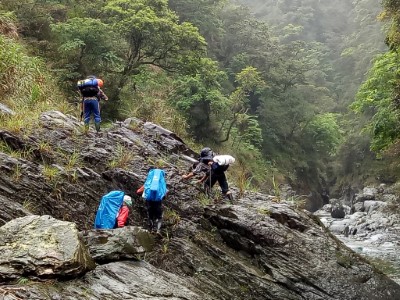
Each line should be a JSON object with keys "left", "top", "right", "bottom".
{"left": 81, "top": 226, "right": 155, "bottom": 262}
{"left": 0, "top": 111, "right": 399, "bottom": 299}
{"left": 14, "top": 261, "right": 212, "bottom": 300}
{"left": 0, "top": 215, "right": 95, "bottom": 281}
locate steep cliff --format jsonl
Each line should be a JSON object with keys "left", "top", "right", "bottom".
{"left": 0, "top": 111, "right": 399, "bottom": 300}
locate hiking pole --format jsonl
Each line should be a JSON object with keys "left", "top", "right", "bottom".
{"left": 208, "top": 164, "right": 212, "bottom": 199}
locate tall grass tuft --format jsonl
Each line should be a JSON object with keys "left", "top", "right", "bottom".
{"left": 108, "top": 144, "right": 134, "bottom": 169}
{"left": 0, "top": 34, "right": 72, "bottom": 133}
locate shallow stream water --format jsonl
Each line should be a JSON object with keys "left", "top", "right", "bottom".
{"left": 338, "top": 233, "right": 400, "bottom": 284}
{"left": 317, "top": 212, "right": 400, "bottom": 284}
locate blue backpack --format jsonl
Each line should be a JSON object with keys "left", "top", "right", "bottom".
{"left": 94, "top": 190, "right": 125, "bottom": 229}
{"left": 143, "top": 169, "right": 167, "bottom": 201}
{"left": 77, "top": 78, "right": 100, "bottom": 97}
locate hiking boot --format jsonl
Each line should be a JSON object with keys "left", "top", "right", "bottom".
{"left": 155, "top": 219, "right": 162, "bottom": 233}
{"left": 223, "top": 191, "right": 233, "bottom": 203}
{"left": 148, "top": 220, "right": 154, "bottom": 232}
{"left": 95, "top": 122, "right": 101, "bottom": 133}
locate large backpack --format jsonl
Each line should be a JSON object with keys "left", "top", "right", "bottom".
{"left": 143, "top": 169, "right": 167, "bottom": 201}
{"left": 211, "top": 155, "right": 235, "bottom": 174}
{"left": 213, "top": 155, "right": 235, "bottom": 166}
{"left": 94, "top": 190, "right": 125, "bottom": 229}
{"left": 77, "top": 78, "right": 100, "bottom": 97}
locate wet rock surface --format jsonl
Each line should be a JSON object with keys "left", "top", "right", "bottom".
{"left": 81, "top": 226, "right": 155, "bottom": 263}
{"left": 0, "top": 215, "right": 95, "bottom": 281}
{"left": 10, "top": 261, "right": 212, "bottom": 300}
{"left": 0, "top": 112, "right": 399, "bottom": 299}
{"left": 315, "top": 185, "right": 400, "bottom": 284}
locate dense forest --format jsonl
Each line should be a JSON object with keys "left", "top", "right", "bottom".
{"left": 0, "top": 0, "right": 399, "bottom": 209}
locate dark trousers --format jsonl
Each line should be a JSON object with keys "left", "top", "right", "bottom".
{"left": 146, "top": 201, "right": 162, "bottom": 222}
{"left": 204, "top": 172, "right": 229, "bottom": 194}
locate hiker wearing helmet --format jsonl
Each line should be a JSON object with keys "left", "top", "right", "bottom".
{"left": 116, "top": 195, "right": 132, "bottom": 228}
{"left": 199, "top": 147, "right": 214, "bottom": 160}
{"left": 182, "top": 147, "right": 213, "bottom": 181}
{"left": 78, "top": 75, "right": 108, "bottom": 133}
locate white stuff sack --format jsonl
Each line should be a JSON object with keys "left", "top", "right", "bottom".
{"left": 213, "top": 155, "right": 235, "bottom": 166}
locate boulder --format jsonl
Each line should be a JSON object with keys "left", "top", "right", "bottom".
{"left": 355, "top": 187, "right": 377, "bottom": 202}
{"left": 81, "top": 226, "right": 155, "bottom": 262}
{"left": 39, "top": 110, "right": 81, "bottom": 131}
{"left": 0, "top": 215, "right": 95, "bottom": 281}
{"left": 352, "top": 202, "right": 364, "bottom": 213}
{"left": 331, "top": 206, "right": 346, "bottom": 218}
{"left": 363, "top": 200, "right": 387, "bottom": 214}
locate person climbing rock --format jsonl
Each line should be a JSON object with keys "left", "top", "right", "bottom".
{"left": 116, "top": 195, "right": 132, "bottom": 228}
{"left": 181, "top": 160, "right": 209, "bottom": 183}
{"left": 94, "top": 191, "right": 131, "bottom": 229}
{"left": 181, "top": 147, "right": 215, "bottom": 183}
{"left": 137, "top": 168, "right": 168, "bottom": 234}
{"left": 201, "top": 155, "right": 234, "bottom": 201}
{"left": 78, "top": 75, "right": 108, "bottom": 133}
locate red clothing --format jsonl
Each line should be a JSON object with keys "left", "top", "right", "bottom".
{"left": 116, "top": 205, "right": 129, "bottom": 228}
{"left": 136, "top": 185, "right": 144, "bottom": 195}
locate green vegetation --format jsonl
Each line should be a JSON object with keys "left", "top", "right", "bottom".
{"left": 42, "top": 165, "right": 61, "bottom": 182}
{"left": 107, "top": 144, "right": 134, "bottom": 169}
{"left": 0, "top": 34, "right": 70, "bottom": 133}
{"left": 257, "top": 207, "right": 271, "bottom": 215}
{"left": 163, "top": 209, "right": 181, "bottom": 227}
{"left": 0, "top": 0, "right": 396, "bottom": 201}
{"left": 336, "top": 251, "right": 354, "bottom": 268}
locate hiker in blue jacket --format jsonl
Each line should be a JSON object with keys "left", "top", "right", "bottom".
{"left": 137, "top": 168, "right": 168, "bottom": 233}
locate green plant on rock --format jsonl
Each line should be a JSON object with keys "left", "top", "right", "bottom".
{"left": 368, "top": 257, "right": 397, "bottom": 276}
{"left": 22, "top": 199, "right": 38, "bottom": 213}
{"left": 272, "top": 174, "right": 281, "bottom": 201}
{"left": 16, "top": 277, "right": 30, "bottom": 285}
{"left": 33, "top": 141, "right": 54, "bottom": 163}
{"left": 107, "top": 144, "right": 133, "bottom": 169}
{"left": 335, "top": 251, "right": 353, "bottom": 268}
{"left": 163, "top": 209, "right": 181, "bottom": 227}
{"left": 42, "top": 165, "right": 60, "bottom": 182}
{"left": 67, "top": 170, "right": 79, "bottom": 183}
{"left": 234, "top": 162, "right": 254, "bottom": 197}
{"left": 65, "top": 151, "right": 82, "bottom": 171}
{"left": 12, "top": 163, "right": 22, "bottom": 181}
{"left": 0, "top": 141, "right": 30, "bottom": 159}
{"left": 0, "top": 140, "right": 33, "bottom": 160}
{"left": 289, "top": 195, "right": 308, "bottom": 210}
{"left": 160, "top": 231, "right": 171, "bottom": 254}
{"left": 128, "top": 121, "right": 142, "bottom": 133}
{"left": 257, "top": 207, "right": 271, "bottom": 215}
{"left": 155, "top": 158, "right": 167, "bottom": 169}
{"left": 197, "top": 192, "right": 211, "bottom": 207}
{"left": 1, "top": 114, "right": 27, "bottom": 135}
